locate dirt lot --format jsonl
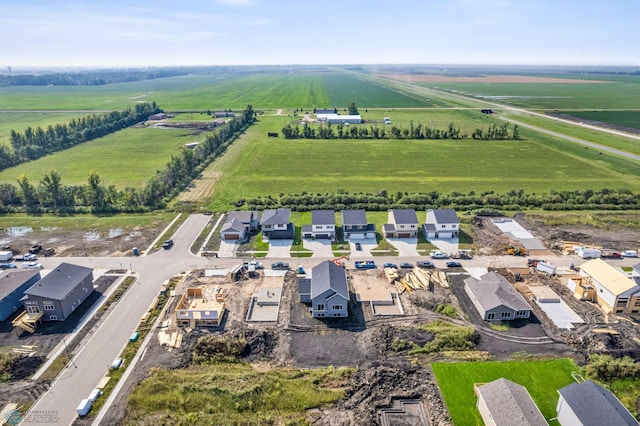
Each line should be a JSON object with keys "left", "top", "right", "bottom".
{"left": 379, "top": 73, "right": 610, "bottom": 84}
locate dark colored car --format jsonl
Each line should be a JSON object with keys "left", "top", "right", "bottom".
{"left": 383, "top": 263, "right": 398, "bottom": 269}
{"left": 162, "top": 239, "right": 174, "bottom": 249}
{"left": 271, "top": 262, "right": 290, "bottom": 270}
{"left": 446, "top": 261, "right": 462, "bottom": 268}
{"left": 355, "top": 242, "right": 362, "bottom": 251}
{"left": 416, "top": 260, "right": 435, "bottom": 269}
{"left": 400, "top": 262, "right": 414, "bottom": 269}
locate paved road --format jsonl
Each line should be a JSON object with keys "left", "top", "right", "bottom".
{"left": 22, "top": 214, "right": 212, "bottom": 426}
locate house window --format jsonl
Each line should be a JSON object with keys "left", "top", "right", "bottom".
{"left": 27, "top": 306, "right": 40, "bottom": 314}
{"left": 49, "top": 315, "right": 57, "bottom": 320}
{"left": 501, "top": 312, "right": 511, "bottom": 318}
{"left": 400, "top": 225, "right": 405, "bottom": 229}
{"left": 317, "top": 304, "right": 325, "bottom": 311}
{"left": 616, "top": 298, "right": 628, "bottom": 307}
{"left": 634, "top": 299, "right": 640, "bottom": 307}
{"left": 43, "top": 301, "right": 55, "bottom": 311}
{"left": 486, "top": 313, "right": 495, "bottom": 320}
{"left": 331, "top": 305, "right": 343, "bottom": 311}
{"left": 441, "top": 225, "right": 446, "bottom": 228}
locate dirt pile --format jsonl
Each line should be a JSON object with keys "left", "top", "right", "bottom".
{"left": 563, "top": 326, "right": 640, "bottom": 359}
{"left": 241, "top": 328, "right": 279, "bottom": 360}
{"left": 372, "top": 326, "right": 434, "bottom": 354}
{"left": 317, "top": 360, "right": 451, "bottom": 426}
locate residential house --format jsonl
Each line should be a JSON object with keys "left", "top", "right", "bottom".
{"left": 303, "top": 260, "right": 349, "bottom": 318}
{"left": 220, "top": 211, "right": 260, "bottom": 241}
{"left": 464, "top": 271, "right": 532, "bottom": 321}
{"left": 176, "top": 286, "right": 225, "bottom": 328}
{"left": 557, "top": 380, "right": 639, "bottom": 426}
{"left": 383, "top": 209, "right": 419, "bottom": 238}
{"left": 302, "top": 210, "right": 336, "bottom": 240}
{"left": 475, "top": 378, "right": 547, "bottom": 426}
{"left": 260, "top": 208, "right": 294, "bottom": 240}
{"left": 572, "top": 258, "right": 640, "bottom": 314}
{"left": 20, "top": 263, "right": 94, "bottom": 321}
{"left": 341, "top": 209, "right": 375, "bottom": 240}
{"left": 423, "top": 209, "right": 460, "bottom": 239}
{"left": 0, "top": 270, "right": 42, "bottom": 321}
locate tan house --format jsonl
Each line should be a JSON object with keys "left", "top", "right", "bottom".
{"left": 176, "top": 286, "right": 225, "bottom": 327}
{"left": 568, "top": 258, "right": 640, "bottom": 314}
{"left": 383, "top": 209, "right": 419, "bottom": 238}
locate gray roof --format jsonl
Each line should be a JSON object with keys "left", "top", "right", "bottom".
{"left": 0, "top": 270, "right": 41, "bottom": 300}
{"left": 298, "top": 278, "right": 311, "bottom": 295}
{"left": 476, "top": 378, "right": 547, "bottom": 426}
{"left": 312, "top": 210, "right": 335, "bottom": 225}
{"left": 310, "top": 261, "right": 349, "bottom": 300}
{"left": 558, "top": 380, "right": 639, "bottom": 426}
{"left": 429, "top": 209, "right": 459, "bottom": 224}
{"left": 227, "top": 211, "right": 258, "bottom": 224}
{"left": 24, "top": 263, "right": 93, "bottom": 300}
{"left": 260, "top": 208, "right": 291, "bottom": 226}
{"left": 342, "top": 209, "right": 367, "bottom": 226}
{"left": 464, "top": 271, "right": 531, "bottom": 312}
{"left": 221, "top": 218, "right": 245, "bottom": 233}
{"left": 633, "top": 262, "right": 640, "bottom": 273}
{"left": 390, "top": 209, "right": 418, "bottom": 224}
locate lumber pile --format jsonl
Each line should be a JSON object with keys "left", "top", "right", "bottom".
{"left": 431, "top": 271, "right": 449, "bottom": 288}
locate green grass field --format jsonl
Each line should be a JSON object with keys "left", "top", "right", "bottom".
{"left": 561, "top": 110, "right": 640, "bottom": 130}
{"left": 0, "top": 126, "right": 201, "bottom": 188}
{"left": 0, "top": 212, "right": 173, "bottom": 231}
{"left": 432, "top": 359, "right": 579, "bottom": 426}
{"left": 205, "top": 116, "right": 640, "bottom": 210}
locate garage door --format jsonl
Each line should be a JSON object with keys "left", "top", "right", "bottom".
{"left": 224, "top": 234, "right": 240, "bottom": 240}
{"left": 315, "top": 234, "right": 330, "bottom": 239}
{"left": 397, "top": 233, "right": 411, "bottom": 238}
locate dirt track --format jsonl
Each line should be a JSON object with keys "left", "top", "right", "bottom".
{"left": 379, "top": 74, "right": 610, "bottom": 84}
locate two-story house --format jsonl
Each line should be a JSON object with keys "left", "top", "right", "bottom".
{"left": 299, "top": 260, "right": 349, "bottom": 318}
{"left": 259, "top": 208, "right": 294, "bottom": 240}
{"left": 341, "top": 209, "right": 376, "bottom": 240}
{"left": 302, "top": 210, "right": 336, "bottom": 240}
{"left": 424, "top": 209, "right": 460, "bottom": 239}
{"left": 383, "top": 209, "right": 419, "bottom": 238}
{"left": 220, "top": 211, "right": 260, "bottom": 241}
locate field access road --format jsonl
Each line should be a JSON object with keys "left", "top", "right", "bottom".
{"left": 22, "top": 214, "right": 212, "bottom": 426}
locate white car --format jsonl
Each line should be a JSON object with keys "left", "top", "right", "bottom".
{"left": 23, "top": 253, "right": 37, "bottom": 261}
{"left": 22, "top": 261, "right": 44, "bottom": 269}
{"left": 622, "top": 250, "right": 638, "bottom": 258}
{"left": 430, "top": 251, "right": 448, "bottom": 259}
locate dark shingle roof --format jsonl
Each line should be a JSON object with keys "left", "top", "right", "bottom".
{"left": 311, "top": 261, "right": 348, "bottom": 300}
{"left": 24, "top": 263, "right": 93, "bottom": 300}
{"left": 312, "top": 210, "right": 335, "bottom": 225}
{"left": 0, "top": 270, "right": 41, "bottom": 300}
{"left": 342, "top": 209, "right": 367, "bottom": 226}
{"left": 227, "top": 211, "right": 258, "bottom": 224}
{"left": 558, "top": 380, "right": 639, "bottom": 426}
{"left": 390, "top": 209, "right": 418, "bottom": 224}
{"left": 429, "top": 209, "right": 459, "bottom": 224}
{"left": 298, "top": 278, "right": 311, "bottom": 295}
{"left": 476, "top": 378, "right": 547, "bottom": 426}
{"left": 464, "top": 271, "right": 531, "bottom": 312}
{"left": 260, "top": 208, "right": 291, "bottom": 226}
{"left": 221, "top": 218, "right": 245, "bottom": 233}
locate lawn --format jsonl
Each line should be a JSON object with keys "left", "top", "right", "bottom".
{"left": 432, "top": 359, "right": 579, "bottom": 426}
{"left": 205, "top": 116, "right": 640, "bottom": 210}
{"left": 0, "top": 126, "right": 203, "bottom": 188}
{"left": 0, "top": 212, "right": 173, "bottom": 231}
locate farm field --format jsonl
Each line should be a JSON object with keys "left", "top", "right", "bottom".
{"left": 204, "top": 116, "right": 640, "bottom": 211}
{"left": 432, "top": 359, "right": 579, "bottom": 426}
{"left": 559, "top": 110, "right": 640, "bottom": 130}
{"left": 0, "top": 126, "right": 200, "bottom": 188}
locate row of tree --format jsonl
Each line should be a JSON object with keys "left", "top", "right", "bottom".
{"left": 244, "top": 188, "right": 640, "bottom": 212}
{"left": 2, "top": 103, "right": 161, "bottom": 171}
{"left": 0, "top": 105, "right": 256, "bottom": 213}
{"left": 0, "top": 68, "right": 191, "bottom": 86}
{"left": 281, "top": 121, "right": 520, "bottom": 140}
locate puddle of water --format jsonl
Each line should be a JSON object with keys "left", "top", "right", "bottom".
{"left": 40, "top": 227, "right": 59, "bottom": 231}
{"left": 6, "top": 227, "right": 34, "bottom": 237}
{"left": 109, "top": 228, "right": 123, "bottom": 238}
{"left": 125, "top": 231, "right": 142, "bottom": 242}
{"left": 84, "top": 231, "right": 100, "bottom": 241}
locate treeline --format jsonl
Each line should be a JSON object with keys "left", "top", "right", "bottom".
{"left": 0, "top": 105, "right": 256, "bottom": 213}
{"left": 281, "top": 121, "right": 520, "bottom": 140}
{"left": 2, "top": 103, "right": 161, "bottom": 170}
{"left": 245, "top": 188, "right": 640, "bottom": 212}
{"left": 0, "top": 68, "right": 190, "bottom": 86}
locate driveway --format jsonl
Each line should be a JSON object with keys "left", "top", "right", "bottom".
{"left": 349, "top": 239, "right": 377, "bottom": 258}
{"left": 386, "top": 238, "right": 419, "bottom": 257}
{"left": 429, "top": 238, "right": 459, "bottom": 254}
{"left": 267, "top": 239, "right": 293, "bottom": 258}
{"left": 218, "top": 240, "right": 239, "bottom": 258}
{"left": 303, "top": 239, "right": 334, "bottom": 258}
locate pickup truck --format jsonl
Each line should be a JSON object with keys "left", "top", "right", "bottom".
{"left": 355, "top": 260, "right": 376, "bottom": 269}
{"left": 271, "top": 262, "right": 289, "bottom": 270}
{"left": 416, "top": 260, "right": 435, "bottom": 269}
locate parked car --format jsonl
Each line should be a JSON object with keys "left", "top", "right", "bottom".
{"left": 0, "top": 263, "right": 16, "bottom": 269}
{"left": 416, "top": 260, "right": 435, "bottom": 269}
{"left": 23, "top": 253, "right": 37, "bottom": 261}
{"left": 22, "top": 262, "right": 44, "bottom": 270}
{"left": 430, "top": 251, "right": 448, "bottom": 259}
{"left": 383, "top": 263, "right": 398, "bottom": 269}
{"left": 355, "top": 242, "right": 362, "bottom": 251}
{"left": 162, "top": 239, "right": 174, "bottom": 249}
{"left": 244, "top": 260, "right": 264, "bottom": 269}
{"left": 400, "top": 262, "right": 414, "bottom": 269}
{"left": 622, "top": 250, "right": 638, "bottom": 258}
{"left": 29, "top": 244, "right": 43, "bottom": 254}
{"left": 446, "top": 261, "right": 462, "bottom": 268}
{"left": 43, "top": 248, "right": 55, "bottom": 257}
{"left": 271, "top": 262, "right": 289, "bottom": 270}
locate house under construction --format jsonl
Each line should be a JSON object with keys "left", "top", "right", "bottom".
{"left": 175, "top": 286, "right": 225, "bottom": 328}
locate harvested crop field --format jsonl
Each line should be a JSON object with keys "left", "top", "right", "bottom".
{"left": 379, "top": 74, "right": 610, "bottom": 84}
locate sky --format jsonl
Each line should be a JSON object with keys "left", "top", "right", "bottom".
{"left": 1, "top": 0, "right": 638, "bottom": 68}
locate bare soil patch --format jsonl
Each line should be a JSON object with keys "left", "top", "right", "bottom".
{"left": 379, "top": 73, "right": 611, "bottom": 84}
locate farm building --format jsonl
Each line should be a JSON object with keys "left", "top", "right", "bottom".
{"left": 341, "top": 209, "right": 376, "bottom": 240}
{"left": 221, "top": 211, "right": 260, "bottom": 241}
{"left": 557, "top": 380, "right": 639, "bottom": 426}
{"left": 214, "top": 111, "right": 236, "bottom": 118}
{"left": 19, "top": 263, "right": 94, "bottom": 322}
{"left": 423, "top": 209, "right": 460, "bottom": 239}
{"left": 302, "top": 260, "right": 349, "bottom": 318}
{"left": 316, "top": 114, "right": 362, "bottom": 124}
{"left": 314, "top": 108, "right": 337, "bottom": 115}
{"left": 260, "top": 208, "right": 294, "bottom": 240}
{"left": 302, "top": 209, "right": 336, "bottom": 240}
{"left": 0, "top": 270, "right": 42, "bottom": 321}
{"left": 148, "top": 113, "right": 168, "bottom": 120}
{"left": 464, "top": 271, "right": 531, "bottom": 321}
{"left": 474, "top": 378, "right": 547, "bottom": 426}
{"left": 570, "top": 258, "right": 640, "bottom": 314}
{"left": 175, "top": 286, "right": 225, "bottom": 328}
{"left": 383, "top": 209, "right": 419, "bottom": 238}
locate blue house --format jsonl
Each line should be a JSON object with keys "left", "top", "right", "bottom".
{"left": 0, "top": 270, "right": 42, "bottom": 321}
